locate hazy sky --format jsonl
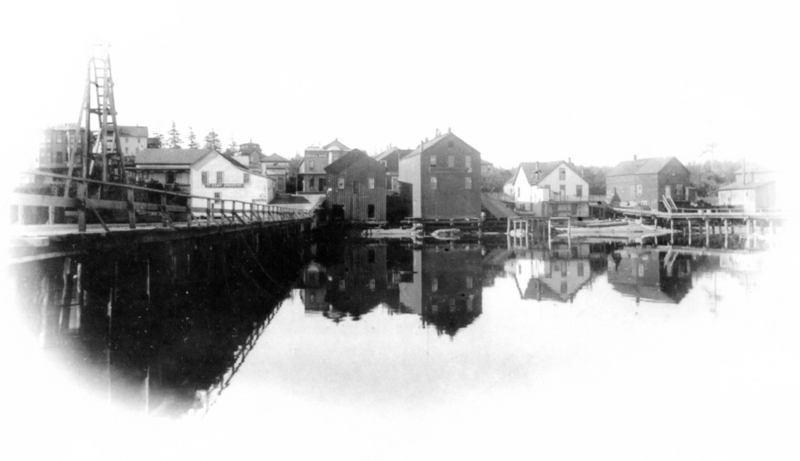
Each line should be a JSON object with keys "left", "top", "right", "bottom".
{"left": 5, "top": 1, "right": 799, "bottom": 172}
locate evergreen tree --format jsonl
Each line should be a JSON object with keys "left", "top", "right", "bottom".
{"left": 228, "top": 137, "right": 238, "bottom": 153}
{"left": 167, "top": 121, "right": 182, "bottom": 149}
{"left": 187, "top": 127, "right": 199, "bottom": 149}
{"left": 204, "top": 129, "right": 223, "bottom": 152}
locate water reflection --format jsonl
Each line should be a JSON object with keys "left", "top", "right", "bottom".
{"left": 504, "top": 243, "right": 607, "bottom": 303}
{"left": 11, "top": 231, "right": 307, "bottom": 418}
{"left": 607, "top": 248, "right": 694, "bottom": 304}
{"left": 11, "top": 230, "right": 780, "bottom": 419}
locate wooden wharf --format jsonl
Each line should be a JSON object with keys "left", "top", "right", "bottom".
{"left": 8, "top": 170, "right": 316, "bottom": 264}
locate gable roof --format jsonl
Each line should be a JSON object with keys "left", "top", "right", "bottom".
{"left": 608, "top": 157, "right": 681, "bottom": 177}
{"left": 263, "top": 153, "right": 289, "bottom": 162}
{"left": 374, "top": 146, "right": 412, "bottom": 162}
{"left": 505, "top": 166, "right": 519, "bottom": 185}
{"left": 515, "top": 161, "right": 581, "bottom": 186}
{"left": 118, "top": 126, "right": 148, "bottom": 137}
{"left": 134, "top": 148, "right": 213, "bottom": 165}
{"left": 402, "top": 131, "right": 480, "bottom": 160}
{"left": 325, "top": 149, "right": 378, "bottom": 174}
{"left": 322, "top": 138, "right": 350, "bottom": 151}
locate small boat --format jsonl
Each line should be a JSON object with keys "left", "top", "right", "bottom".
{"left": 431, "top": 228, "right": 462, "bottom": 240}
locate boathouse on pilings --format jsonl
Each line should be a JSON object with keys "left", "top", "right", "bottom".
{"left": 324, "top": 149, "right": 386, "bottom": 222}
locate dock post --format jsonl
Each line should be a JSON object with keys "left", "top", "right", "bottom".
{"left": 206, "top": 199, "right": 212, "bottom": 226}
{"left": 161, "top": 194, "right": 168, "bottom": 228}
{"left": 127, "top": 189, "right": 136, "bottom": 229}
{"left": 547, "top": 218, "right": 552, "bottom": 247}
{"left": 77, "top": 182, "right": 87, "bottom": 233}
{"left": 688, "top": 219, "right": 692, "bottom": 245}
{"left": 670, "top": 219, "right": 674, "bottom": 245}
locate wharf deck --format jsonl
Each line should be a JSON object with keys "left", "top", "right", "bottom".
{"left": 611, "top": 207, "right": 785, "bottom": 221}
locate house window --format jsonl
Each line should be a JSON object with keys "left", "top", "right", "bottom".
{"left": 465, "top": 176, "right": 472, "bottom": 189}
{"left": 431, "top": 176, "right": 437, "bottom": 189}
{"left": 430, "top": 155, "right": 437, "bottom": 167}
{"left": 368, "top": 204, "right": 375, "bottom": 219}
{"left": 578, "top": 262, "right": 585, "bottom": 277}
{"left": 310, "top": 160, "right": 315, "bottom": 170}
{"left": 244, "top": 172, "right": 250, "bottom": 184}
{"left": 391, "top": 177, "right": 399, "bottom": 190}
{"left": 166, "top": 171, "right": 176, "bottom": 184}
{"left": 432, "top": 277, "right": 438, "bottom": 292}
{"left": 217, "top": 172, "right": 223, "bottom": 183}
{"left": 466, "top": 276, "right": 473, "bottom": 289}
{"left": 465, "top": 155, "right": 472, "bottom": 172}
{"left": 560, "top": 184, "right": 566, "bottom": 200}
{"left": 448, "top": 155, "right": 455, "bottom": 168}
{"left": 559, "top": 168, "right": 566, "bottom": 180}
{"left": 368, "top": 249, "right": 376, "bottom": 263}
{"left": 339, "top": 280, "right": 346, "bottom": 291}
{"left": 352, "top": 181, "right": 359, "bottom": 193}
{"left": 576, "top": 185, "right": 583, "bottom": 198}
{"left": 214, "top": 192, "right": 221, "bottom": 203}
{"left": 368, "top": 178, "right": 375, "bottom": 189}
{"left": 338, "top": 177, "right": 345, "bottom": 189}
{"left": 56, "top": 152, "right": 63, "bottom": 163}
{"left": 278, "top": 177, "right": 285, "bottom": 191}
{"left": 637, "top": 184, "right": 642, "bottom": 196}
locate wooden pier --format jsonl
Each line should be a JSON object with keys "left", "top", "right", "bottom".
{"left": 8, "top": 170, "right": 316, "bottom": 264}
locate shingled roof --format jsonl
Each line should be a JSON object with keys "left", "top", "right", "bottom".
{"left": 608, "top": 157, "right": 678, "bottom": 176}
{"left": 325, "top": 149, "right": 376, "bottom": 174}
{"left": 134, "top": 148, "right": 213, "bottom": 165}
{"left": 519, "top": 161, "right": 564, "bottom": 185}
{"left": 263, "top": 153, "right": 289, "bottom": 162}
{"left": 374, "top": 146, "right": 412, "bottom": 162}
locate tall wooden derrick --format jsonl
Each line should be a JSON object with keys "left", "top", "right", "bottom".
{"left": 64, "top": 45, "right": 125, "bottom": 197}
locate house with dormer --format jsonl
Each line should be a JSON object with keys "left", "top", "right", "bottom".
{"left": 510, "top": 160, "right": 590, "bottom": 217}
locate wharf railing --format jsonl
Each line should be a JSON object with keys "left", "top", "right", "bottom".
{"left": 11, "top": 170, "right": 314, "bottom": 233}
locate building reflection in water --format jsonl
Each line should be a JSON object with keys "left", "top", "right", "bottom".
{"left": 607, "top": 247, "right": 694, "bottom": 304}
{"left": 504, "top": 242, "right": 608, "bottom": 303}
{"left": 299, "top": 242, "right": 483, "bottom": 337}
{"left": 11, "top": 231, "right": 306, "bottom": 418}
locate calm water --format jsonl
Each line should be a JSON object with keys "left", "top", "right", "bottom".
{"left": 5, "top": 233, "right": 799, "bottom": 459}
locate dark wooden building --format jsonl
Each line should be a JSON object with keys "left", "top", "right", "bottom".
{"left": 374, "top": 146, "right": 412, "bottom": 194}
{"left": 606, "top": 156, "right": 692, "bottom": 210}
{"left": 325, "top": 149, "right": 386, "bottom": 222}
{"left": 398, "top": 130, "right": 482, "bottom": 220}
